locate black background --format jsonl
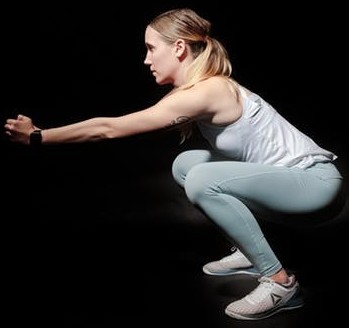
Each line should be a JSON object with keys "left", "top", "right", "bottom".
{"left": 2, "top": 1, "right": 348, "bottom": 326}
{"left": 3, "top": 1, "right": 347, "bottom": 146}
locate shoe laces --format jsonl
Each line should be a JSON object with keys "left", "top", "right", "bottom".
{"left": 220, "top": 255, "right": 234, "bottom": 263}
{"left": 245, "top": 277, "right": 275, "bottom": 304}
{"left": 220, "top": 247, "right": 239, "bottom": 263}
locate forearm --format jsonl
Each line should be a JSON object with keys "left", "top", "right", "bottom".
{"left": 41, "top": 117, "right": 116, "bottom": 144}
{"left": 6, "top": 104, "right": 177, "bottom": 145}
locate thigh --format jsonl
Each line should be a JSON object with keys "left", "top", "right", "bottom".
{"left": 186, "top": 161, "right": 343, "bottom": 215}
{"left": 172, "top": 149, "right": 228, "bottom": 186}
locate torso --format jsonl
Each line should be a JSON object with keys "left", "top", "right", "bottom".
{"left": 196, "top": 80, "right": 337, "bottom": 168}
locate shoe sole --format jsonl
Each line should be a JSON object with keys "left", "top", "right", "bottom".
{"left": 202, "top": 267, "right": 261, "bottom": 277}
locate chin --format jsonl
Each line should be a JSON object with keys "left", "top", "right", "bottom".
{"left": 156, "top": 77, "right": 171, "bottom": 86}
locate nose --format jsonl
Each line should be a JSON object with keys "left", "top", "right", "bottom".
{"left": 144, "top": 51, "right": 151, "bottom": 65}
{"left": 144, "top": 56, "right": 151, "bottom": 65}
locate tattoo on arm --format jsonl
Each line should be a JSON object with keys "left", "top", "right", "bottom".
{"left": 167, "top": 116, "right": 191, "bottom": 128}
{"left": 165, "top": 116, "right": 193, "bottom": 143}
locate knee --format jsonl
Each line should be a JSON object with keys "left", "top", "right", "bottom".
{"left": 171, "top": 152, "right": 188, "bottom": 187}
{"left": 184, "top": 166, "right": 214, "bottom": 204}
{"left": 171, "top": 150, "right": 202, "bottom": 187}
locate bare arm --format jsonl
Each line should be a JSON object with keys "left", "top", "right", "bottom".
{"left": 4, "top": 86, "right": 210, "bottom": 145}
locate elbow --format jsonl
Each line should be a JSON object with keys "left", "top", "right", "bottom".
{"left": 94, "top": 118, "right": 121, "bottom": 140}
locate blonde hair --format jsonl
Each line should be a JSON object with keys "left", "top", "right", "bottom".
{"left": 149, "top": 8, "right": 236, "bottom": 141}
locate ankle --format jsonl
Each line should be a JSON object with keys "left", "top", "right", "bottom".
{"left": 268, "top": 269, "right": 290, "bottom": 285}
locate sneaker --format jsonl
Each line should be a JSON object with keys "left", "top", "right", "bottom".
{"left": 203, "top": 247, "right": 260, "bottom": 277}
{"left": 225, "top": 274, "right": 304, "bottom": 320}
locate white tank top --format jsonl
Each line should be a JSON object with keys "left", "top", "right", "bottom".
{"left": 197, "top": 86, "right": 337, "bottom": 169}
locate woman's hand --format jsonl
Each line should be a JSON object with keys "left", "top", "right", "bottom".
{"left": 4, "top": 114, "right": 39, "bottom": 145}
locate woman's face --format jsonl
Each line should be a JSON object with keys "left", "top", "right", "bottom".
{"left": 144, "top": 26, "right": 180, "bottom": 86}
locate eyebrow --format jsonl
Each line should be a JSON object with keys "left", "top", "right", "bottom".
{"left": 145, "top": 42, "right": 154, "bottom": 49}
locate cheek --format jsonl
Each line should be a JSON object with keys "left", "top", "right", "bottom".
{"left": 153, "top": 51, "right": 166, "bottom": 65}
{"left": 154, "top": 47, "right": 173, "bottom": 67}
{"left": 159, "top": 54, "right": 176, "bottom": 74}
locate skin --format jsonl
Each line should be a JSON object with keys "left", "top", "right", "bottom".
{"left": 4, "top": 25, "right": 290, "bottom": 284}
{"left": 4, "top": 27, "right": 243, "bottom": 144}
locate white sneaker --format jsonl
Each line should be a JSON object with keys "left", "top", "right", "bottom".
{"left": 225, "top": 274, "right": 304, "bottom": 320}
{"left": 202, "top": 247, "right": 260, "bottom": 277}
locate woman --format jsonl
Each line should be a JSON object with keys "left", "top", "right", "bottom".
{"left": 4, "top": 8, "right": 344, "bottom": 320}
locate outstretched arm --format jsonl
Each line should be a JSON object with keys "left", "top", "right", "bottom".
{"left": 4, "top": 86, "right": 210, "bottom": 145}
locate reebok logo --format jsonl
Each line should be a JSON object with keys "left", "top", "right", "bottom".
{"left": 271, "top": 293, "right": 282, "bottom": 306}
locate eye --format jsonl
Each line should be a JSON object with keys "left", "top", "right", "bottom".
{"left": 145, "top": 43, "right": 155, "bottom": 52}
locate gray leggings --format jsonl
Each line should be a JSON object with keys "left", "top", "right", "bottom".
{"left": 171, "top": 149, "right": 344, "bottom": 276}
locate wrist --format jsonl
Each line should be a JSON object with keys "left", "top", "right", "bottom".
{"left": 29, "top": 129, "right": 42, "bottom": 146}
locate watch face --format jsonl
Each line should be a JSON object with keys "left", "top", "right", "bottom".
{"left": 30, "top": 130, "right": 42, "bottom": 146}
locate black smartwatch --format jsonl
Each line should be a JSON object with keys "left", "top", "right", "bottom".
{"left": 30, "top": 129, "right": 42, "bottom": 146}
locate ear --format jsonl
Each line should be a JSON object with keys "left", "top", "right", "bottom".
{"left": 174, "top": 39, "right": 187, "bottom": 58}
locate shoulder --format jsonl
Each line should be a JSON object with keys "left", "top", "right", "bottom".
{"left": 162, "top": 76, "right": 234, "bottom": 106}
{"left": 194, "top": 77, "right": 243, "bottom": 124}
{"left": 196, "top": 76, "right": 238, "bottom": 92}
{"left": 154, "top": 76, "right": 242, "bottom": 122}
{"left": 194, "top": 76, "right": 241, "bottom": 104}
